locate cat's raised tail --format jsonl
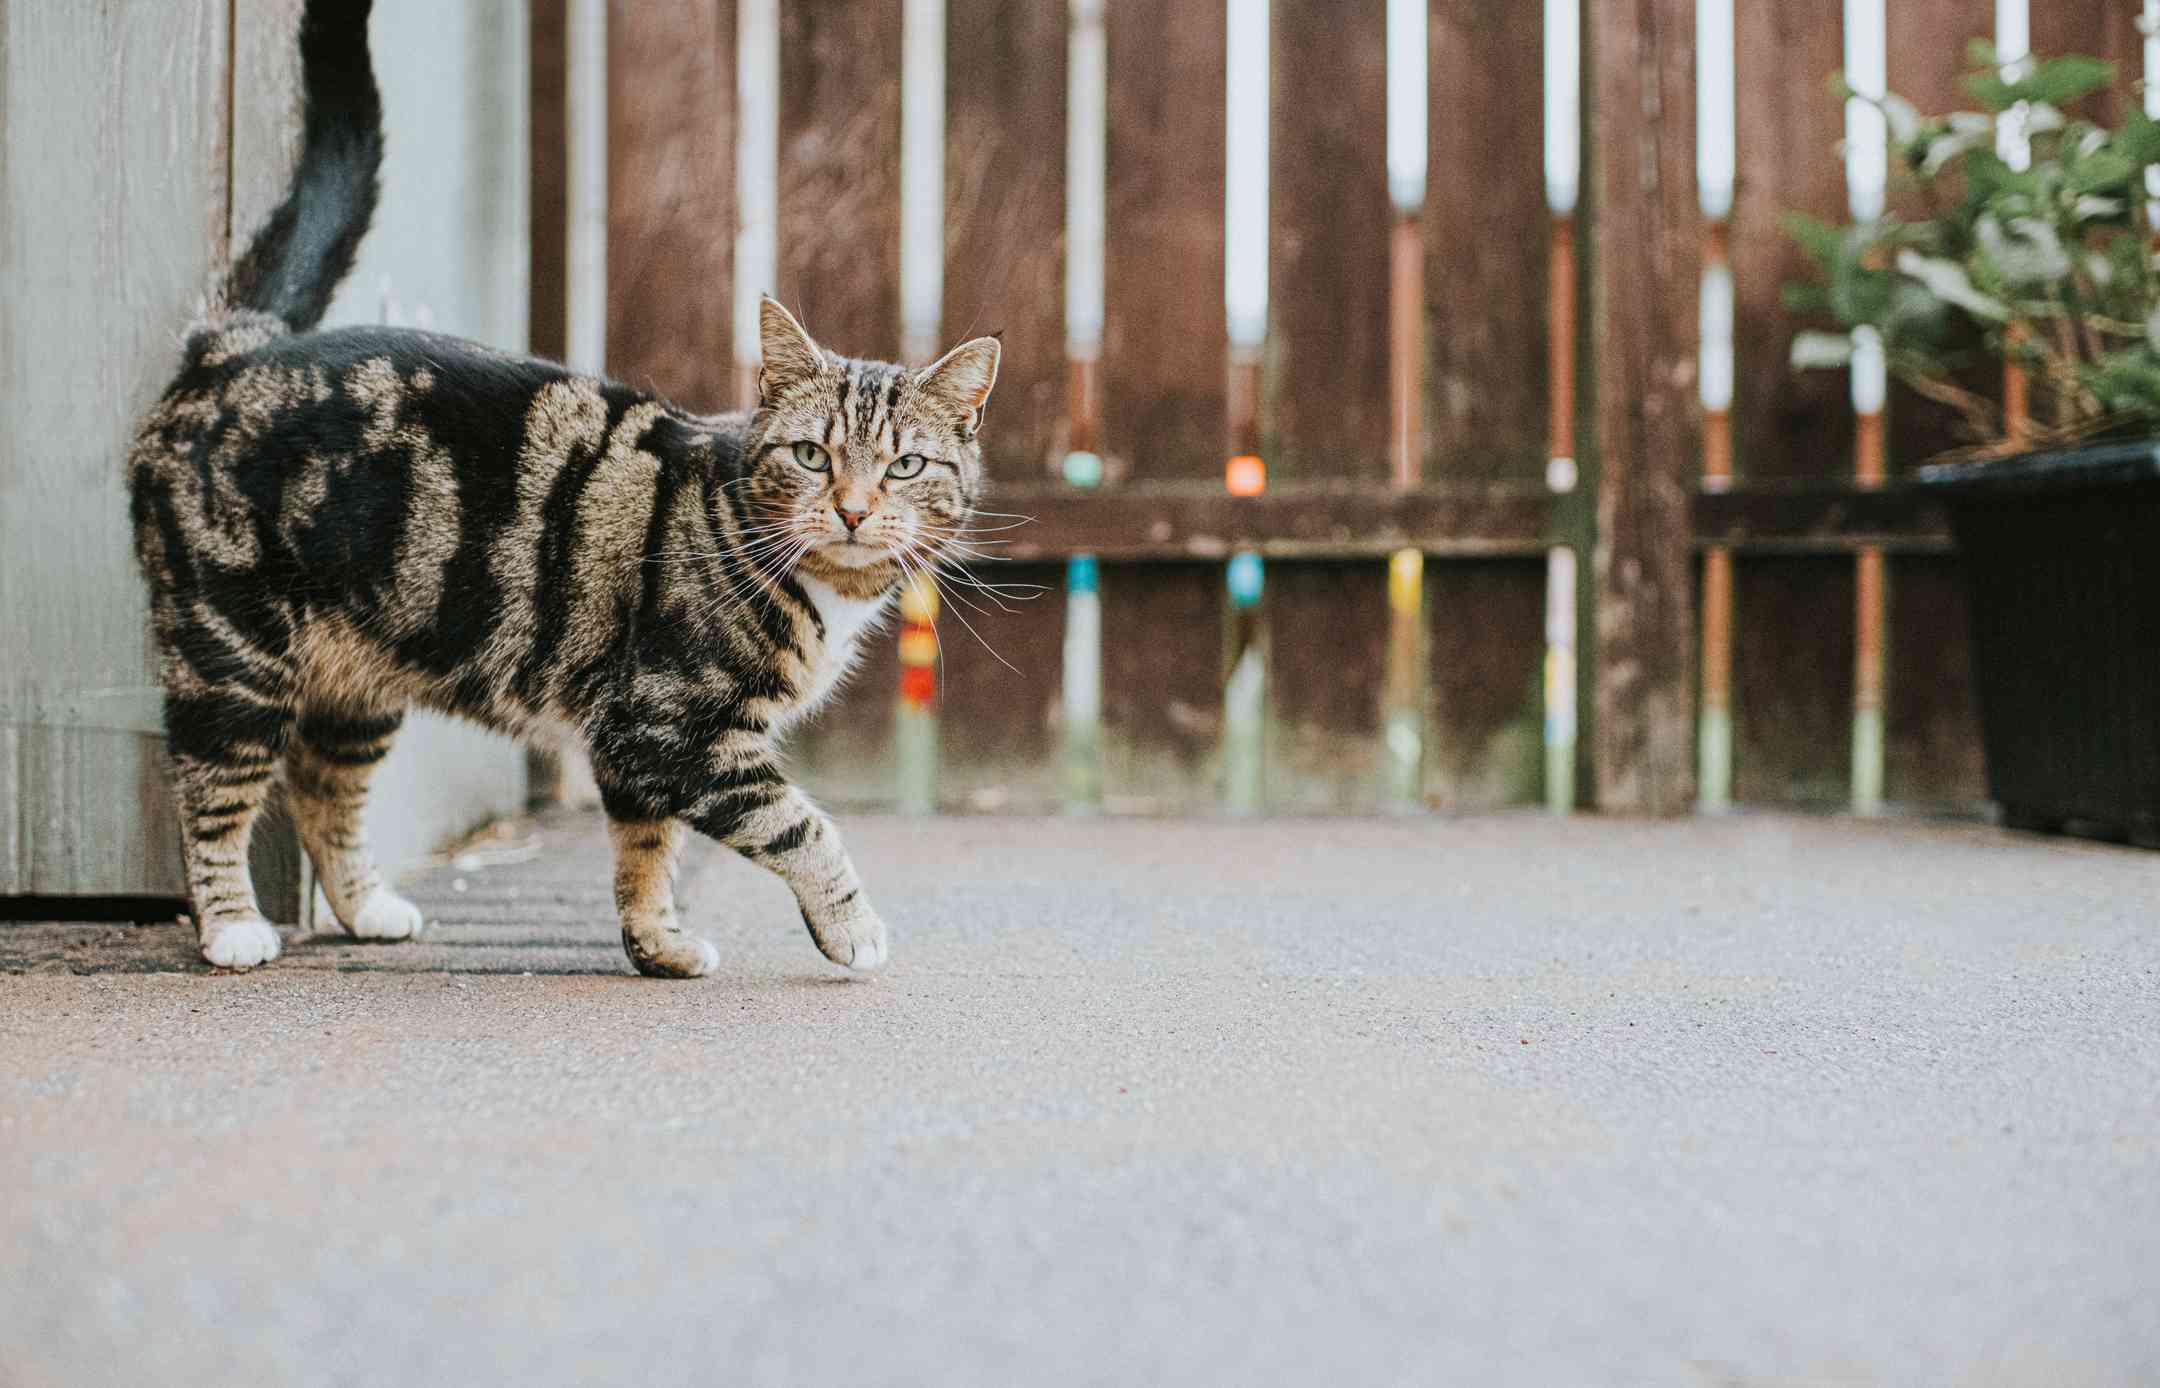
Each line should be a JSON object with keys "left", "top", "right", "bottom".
{"left": 218, "top": 0, "right": 383, "bottom": 336}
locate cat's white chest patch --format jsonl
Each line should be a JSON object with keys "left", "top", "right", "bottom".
{"left": 796, "top": 576, "right": 892, "bottom": 710}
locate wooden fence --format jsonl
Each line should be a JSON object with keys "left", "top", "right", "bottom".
{"left": 533, "top": 0, "right": 2150, "bottom": 817}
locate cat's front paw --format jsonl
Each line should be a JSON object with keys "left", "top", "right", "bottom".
{"left": 200, "top": 915, "right": 283, "bottom": 971}
{"left": 806, "top": 904, "right": 888, "bottom": 972}
{"left": 620, "top": 918, "right": 719, "bottom": 979}
{"left": 346, "top": 886, "right": 425, "bottom": 941}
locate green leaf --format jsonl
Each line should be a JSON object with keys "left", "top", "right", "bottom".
{"left": 1780, "top": 281, "right": 1833, "bottom": 315}
{"left": 2119, "top": 108, "right": 2160, "bottom": 165}
{"left": 1961, "top": 69, "right": 2018, "bottom": 114}
{"left": 2021, "top": 55, "right": 2115, "bottom": 109}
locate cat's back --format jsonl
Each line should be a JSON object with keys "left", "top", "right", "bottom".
{"left": 128, "top": 320, "right": 676, "bottom": 593}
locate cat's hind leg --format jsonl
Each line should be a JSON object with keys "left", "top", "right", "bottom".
{"left": 166, "top": 690, "right": 295, "bottom": 971}
{"left": 286, "top": 704, "right": 424, "bottom": 941}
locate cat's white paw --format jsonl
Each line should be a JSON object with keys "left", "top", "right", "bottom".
{"left": 201, "top": 916, "right": 282, "bottom": 971}
{"left": 347, "top": 887, "right": 425, "bottom": 941}
{"left": 622, "top": 921, "right": 719, "bottom": 979}
{"left": 810, "top": 907, "right": 888, "bottom": 973}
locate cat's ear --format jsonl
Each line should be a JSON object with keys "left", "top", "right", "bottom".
{"left": 758, "top": 296, "right": 826, "bottom": 400}
{"left": 914, "top": 335, "right": 1001, "bottom": 438}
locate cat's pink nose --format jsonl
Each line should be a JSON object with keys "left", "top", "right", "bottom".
{"left": 836, "top": 506, "right": 868, "bottom": 533}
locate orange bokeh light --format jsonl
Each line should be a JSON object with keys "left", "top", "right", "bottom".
{"left": 1225, "top": 454, "right": 1266, "bottom": 497}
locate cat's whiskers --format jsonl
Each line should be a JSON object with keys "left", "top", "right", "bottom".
{"left": 892, "top": 539, "right": 1023, "bottom": 673}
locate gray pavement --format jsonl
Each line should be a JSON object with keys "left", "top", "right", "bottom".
{"left": 4, "top": 811, "right": 2157, "bottom": 1386}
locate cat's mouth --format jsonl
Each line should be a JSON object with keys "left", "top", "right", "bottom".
{"left": 812, "top": 537, "right": 892, "bottom": 569}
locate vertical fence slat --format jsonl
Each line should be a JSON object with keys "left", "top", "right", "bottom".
{"left": 1090, "top": 0, "right": 1229, "bottom": 811}
{"left": 1736, "top": 558, "right": 1855, "bottom": 806}
{"left": 778, "top": 0, "right": 902, "bottom": 357}
{"left": 1732, "top": 6, "right": 1851, "bottom": 481}
{"left": 1887, "top": 558, "right": 1987, "bottom": 808}
{"left": 1100, "top": 565, "right": 1225, "bottom": 812}
{"left": 605, "top": 1, "right": 734, "bottom": 409}
{"left": 1426, "top": 3, "right": 1550, "bottom": 482}
{"left": 943, "top": 0, "right": 1065, "bottom": 476}
{"left": 1886, "top": 0, "right": 1996, "bottom": 471}
{"left": 1588, "top": 0, "right": 1699, "bottom": 815}
{"left": 1267, "top": 564, "right": 1387, "bottom": 811}
{"left": 529, "top": 0, "right": 569, "bottom": 366}
{"left": 1721, "top": 3, "right": 1851, "bottom": 807}
{"left": 1103, "top": 0, "right": 1227, "bottom": 480}
{"left": 1425, "top": 563, "right": 1546, "bottom": 808}
{"left": 1266, "top": 0, "right": 1389, "bottom": 481}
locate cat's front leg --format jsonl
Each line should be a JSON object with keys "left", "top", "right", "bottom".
{"left": 688, "top": 768, "right": 887, "bottom": 972}
{"left": 607, "top": 816, "right": 719, "bottom": 978}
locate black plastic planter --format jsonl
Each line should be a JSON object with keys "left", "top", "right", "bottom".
{"left": 1917, "top": 442, "right": 2160, "bottom": 846}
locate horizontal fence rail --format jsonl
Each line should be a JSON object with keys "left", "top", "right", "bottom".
{"left": 530, "top": 0, "right": 2150, "bottom": 819}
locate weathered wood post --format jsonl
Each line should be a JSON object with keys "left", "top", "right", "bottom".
{"left": 1586, "top": 0, "right": 1699, "bottom": 815}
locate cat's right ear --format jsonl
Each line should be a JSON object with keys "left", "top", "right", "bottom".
{"left": 758, "top": 296, "right": 826, "bottom": 401}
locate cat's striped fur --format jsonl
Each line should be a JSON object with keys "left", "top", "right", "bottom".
{"left": 127, "top": 0, "right": 999, "bottom": 974}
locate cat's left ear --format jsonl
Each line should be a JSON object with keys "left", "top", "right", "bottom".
{"left": 914, "top": 336, "right": 1001, "bottom": 439}
{"left": 758, "top": 296, "right": 826, "bottom": 401}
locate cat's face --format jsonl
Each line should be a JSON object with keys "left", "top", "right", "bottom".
{"left": 740, "top": 298, "right": 998, "bottom": 585}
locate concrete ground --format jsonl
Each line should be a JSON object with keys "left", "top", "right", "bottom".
{"left": 3, "top": 812, "right": 2157, "bottom": 1386}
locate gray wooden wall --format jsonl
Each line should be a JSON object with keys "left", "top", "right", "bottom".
{"left": 1, "top": 0, "right": 531, "bottom": 903}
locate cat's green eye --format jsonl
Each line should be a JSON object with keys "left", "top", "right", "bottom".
{"left": 887, "top": 453, "right": 928, "bottom": 481}
{"left": 790, "top": 441, "right": 830, "bottom": 472}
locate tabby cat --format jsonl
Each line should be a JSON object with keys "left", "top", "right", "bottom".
{"left": 128, "top": 0, "right": 998, "bottom": 975}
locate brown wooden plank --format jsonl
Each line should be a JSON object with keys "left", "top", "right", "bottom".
{"left": 2032, "top": 2, "right": 2121, "bottom": 123}
{"left": 992, "top": 483, "right": 1557, "bottom": 561}
{"left": 1872, "top": 0, "right": 1996, "bottom": 815}
{"left": 606, "top": 0, "right": 734, "bottom": 410}
{"left": 778, "top": 0, "right": 902, "bottom": 359}
{"left": 1692, "top": 484, "right": 1953, "bottom": 553}
{"left": 1426, "top": 3, "right": 1550, "bottom": 483}
{"left": 1732, "top": 557, "right": 1854, "bottom": 806}
{"left": 1099, "top": 565, "right": 1224, "bottom": 811}
{"left": 1886, "top": 0, "right": 1997, "bottom": 471}
{"left": 936, "top": 564, "right": 1066, "bottom": 812}
{"left": 943, "top": 0, "right": 1064, "bottom": 479}
{"left": 1731, "top": 0, "right": 1852, "bottom": 483}
{"left": 1887, "top": 0, "right": 1991, "bottom": 114}
{"left": 1266, "top": 563, "right": 1386, "bottom": 810}
{"left": 1424, "top": 562, "right": 1545, "bottom": 808}
{"left": 1588, "top": 0, "right": 1699, "bottom": 814}
{"left": 2092, "top": 3, "right": 2147, "bottom": 126}
{"left": 529, "top": 0, "right": 568, "bottom": 364}
{"left": 1885, "top": 555, "right": 1986, "bottom": 809}
{"left": 1267, "top": 0, "right": 1389, "bottom": 483}
{"left": 1102, "top": 0, "right": 1227, "bottom": 480}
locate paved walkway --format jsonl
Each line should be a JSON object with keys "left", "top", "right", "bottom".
{"left": 5, "top": 812, "right": 2157, "bottom": 1385}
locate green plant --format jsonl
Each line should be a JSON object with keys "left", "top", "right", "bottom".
{"left": 1785, "top": 42, "right": 2160, "bottom": 460}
